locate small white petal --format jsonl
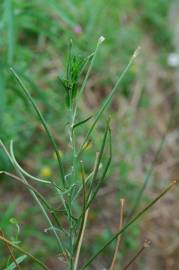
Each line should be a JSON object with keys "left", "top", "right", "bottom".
{"left": 99, "top": 36, "right": 105, "bottom": 43}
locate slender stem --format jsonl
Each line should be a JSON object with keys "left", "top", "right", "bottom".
{"left": 122, "top": 240, "right": 151, "bottom": 270}
{"left": 74, "top": 209, "right": 89, "bottom": 270}
{"left": 72, "top": 152, "right": 101, "bottom": 207}
{"left": 86, "top": 121, "right": 109, "bottom": 206}
{"left": 78, "top": 47, "right": 140, "bottom": 156}
{"left": 86, "top": 149, "right": 111, "bottom": 210}
{"left": 9, "top": 155, "right": 51, "bottom": 184}
{"left": 0, "top": 235, "right": 49, "bottom": 270}
{"left": 75, "top": 161, "right": 87, "bottom": 249}
{"left": 67, "top": 100, "right": 78, "bottom": 269}
{"left": 0, "top": 140, "right": 66, "bottom": 256}
{"left": 0, "top": 171, "right": 51, "bottom": 209}
{"left": 73, "top": 161, "right": 88, "bottom": 270}
{"left": 73, "top": 36, "right": 105, "bottom": 125}
{"left": 109, "top": 199, "right": 125, "bottom": 270}
{"left": 0, "top": 230, "right": 21, "bottom": 270}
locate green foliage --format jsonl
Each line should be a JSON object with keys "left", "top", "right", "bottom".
{"left": 4, "top": 255, "right": 27, "bottom": 270}
{"left": 0, "top": 0, "right": 175, "bottom": 269}
{"left": 134, "top": 0, "right": 173, "bottom": 48}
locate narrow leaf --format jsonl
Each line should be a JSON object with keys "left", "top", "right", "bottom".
{"left": 79, "top": 47, "right": 140, "bottom": 155}
{"left": 72, "top": 115, "right": 93, "bottom": 130}
{"left": 10, "top": 141, "right": 51, "bottom": 184}
{"left": 4, "top": 255, "right": 27, "bottom": 270}
{"left": 10, "top": 68, "right": 66, "bottom": 188}
{"left": 86, "top": 128, "right": 112, "bottom": 209}
{"left": 86, "top": 121, "right": 110, "bottom": 204}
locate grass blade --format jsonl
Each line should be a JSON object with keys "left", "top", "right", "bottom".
{"left": 4, "top": 255, "right": 27, "bottom": 270}
{"left": 0, "top": 230, "right": 21, "bottom": 270}
{"left": 4, "top": 0, "right": 15, "bottom": 63}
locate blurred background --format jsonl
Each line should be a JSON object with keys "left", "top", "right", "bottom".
{"left": 0, "top": 0, "right": 179, "bottom": 269}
